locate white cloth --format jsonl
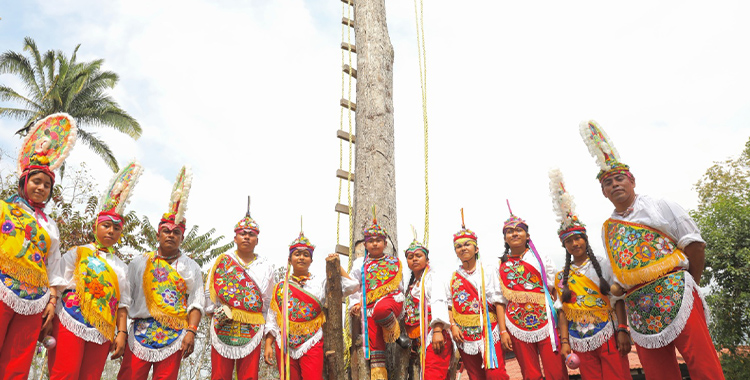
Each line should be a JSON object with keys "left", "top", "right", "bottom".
{"left": 602, "top": 194, "right": 701, "bottom": 290}
{"left": 55, "top": 243, "right": 130, "bottom": 343}
{"left": 265, "top": 272, "right": 358, "bottom": 359}
{"left": 124, "top": 251, "right": 205, "bottom": 362}
{"left": 205, "top": 252, "right": 275, "bottom": 359}
{"left": 347, "top": 255, "right": 406, "bottom": 313}
{"left": 0, "top": 200, "right": 63, "bottom": 315}
{"left": 496, "top": 250, "right": 557, "bottom": 305}
{"left": 445, "top": 260, "right": 503, "bottom": 355}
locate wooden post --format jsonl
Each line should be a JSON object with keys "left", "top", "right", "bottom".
{"left": 324, "top": 255, "right": 345, "bottom": 380}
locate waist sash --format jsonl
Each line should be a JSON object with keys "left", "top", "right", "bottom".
{"left": 0, "top": 200, "right": 51, "bottom": 288}
{"left": 72, "top": 246, "right": 120, "bottom": 341}
{"left": 271, "top": 280, "right": 325, "bottom": 350}
{"left": 209, "top": 253, "right": 265, "bottom": 325}
{"left": 555, "top": 270, "right": 613, "bottom": 352}
{"left": 143, "top": 252, "right": 188, "bottom": 330}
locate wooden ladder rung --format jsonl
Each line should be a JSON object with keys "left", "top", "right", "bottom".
{"left": 340, "top": 0, "right": 353, "bottom": 5}
{"left": 336, "top": 169, "right": 355, "bottom": 181}
{"left": 337, "top": 130, "right": 356, "bottom": 143}
{"left": 340, "top": 98, "right": 357, "bottom": 111}
{"left": 335, "top": 203, "right": 351, "bottom": 215}
{"left": 343, "top": 64, "right": 357, "bottom": 79}
{"left": 341, "top": 42, "right": 357, "bottom": 54}
{"left": 335, "top": 244, "right": 350, "bottom": 256}
{"left": 342, "top": 17, "right": 354, "bottom": 28}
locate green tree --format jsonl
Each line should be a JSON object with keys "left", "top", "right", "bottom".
{"left": 692, "top": 137, "right": 750, "bottom": 379}
{"left": 0, "top": 36, "right": 142, "bottom": 171}
{"left": 140, "top": 216, "right": 234, "bottom": 266}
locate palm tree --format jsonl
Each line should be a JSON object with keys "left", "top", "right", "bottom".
{"left": 0, "top": 36, "right": 141, "bottom": 171}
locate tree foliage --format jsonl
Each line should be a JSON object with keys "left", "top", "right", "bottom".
{"left": 139, "top": 216, "right": 234, "bottom": 267}
{"left": 0, "top": 36, "right": 142, "bottom": 171}
{"left": 691, "top": 137, "right": 750, "bottom": 379}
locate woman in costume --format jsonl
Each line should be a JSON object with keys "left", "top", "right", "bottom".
{"left": 0, "top": 114, "right": 76, "bottom": 378}
{"left": 549, "top": 168, "right": 632, "bottom": 380}
{"left": 403, "top": 229, "right": 452, "bottom": 380}
{"left": 446, "top": 210, "right": 509, "bottom": 380}
{"left": 47, "top": 161, "right": 142, "bottom": 379}
{"left": 348, "top": 208, "right": 405, "bottom": 380}
{"left": 263, "top": 227, "right": 357, "bottom": 380}
{"left": 496, "top": 209, "right": 569, "bottom": 380}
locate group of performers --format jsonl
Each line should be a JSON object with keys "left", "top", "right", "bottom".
{"left": 0, "top": 113, "right": 724, "bottom": 380}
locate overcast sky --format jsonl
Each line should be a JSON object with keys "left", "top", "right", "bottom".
{"left": 1, "top": 0, "right": 748, "bottom": 278}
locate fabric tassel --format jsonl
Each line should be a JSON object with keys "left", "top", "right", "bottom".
{"left": 499, "top": 285, "right": 546, "bottom": 305}
{"left": 570, "top": 322, "right": 614, "bottom": 353}
{"left": 73, "top": 248, "right": 119, "bottom": 342}
{"left": 0, "top": 255, "right": 48, "bottom": 288}
{"left": 210, "top": 322, "right": 263, "bottom": 360}
{"left": 378, "top": 313, "right": 401, "bottom": 344}
{"left": 370, "top": 366, "right": 388, "bottom": 380}
{"left": 127, "top": 326, "right": 185, "bottom": 363}
{"left": 57, "top": 308, "right": 108, "bottom": 344}
{"left": 230, "top": 308, "right": 266, "bottom": 325}
{"left": 0, "top": 281, "right": 49, "bottom": 315}
{"left": 562, "top": 308, "right": 610, "bottom": 325}
{"left": 630, "top": 273, "right": 698, "bottom": 349}
{"left": 613, "top": 251, "right": 686, "bottom": 287}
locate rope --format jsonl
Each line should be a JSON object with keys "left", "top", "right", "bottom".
{"left": 413, "top": 0, "right": 430, "bottom": 247}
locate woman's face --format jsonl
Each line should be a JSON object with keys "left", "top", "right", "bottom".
{"left": 406, "top": 249, "right": 428, "bottom": 273}
{"left": 289, "top": 248, "right": 313, "bottom": 273}
{"left": 504, "top": 226, "right": 529, "bottom": 250}
{"left": 454, "top": 240, "right": 477, "bottom": 262}
{"left": 95, "top": 220, "right": 123, "bottom": 248}
{"left": 24, "top": 172, "right": 52, "bottom": 204}
{"left": 365, "top": 237, "right": 386, "bottom": 256}
{"left": 564, "top": 234, "right": 588, "bottom": 260}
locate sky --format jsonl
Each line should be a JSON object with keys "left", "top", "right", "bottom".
{"left": 1, "top": 0, "right": 748, "bottom": 279}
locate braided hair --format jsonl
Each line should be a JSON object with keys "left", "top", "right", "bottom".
{"left": 560, "top": 234, "right": 611, "bottom": 303}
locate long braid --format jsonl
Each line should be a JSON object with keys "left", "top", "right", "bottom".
{"left": 561, "top": 249, "right": 573, "bottom": 303}
{"left": 586, "top": 242, "right": 611, "bottom": 295}
{"left": 501, "top": 243, "right": 510, "bottom": 263}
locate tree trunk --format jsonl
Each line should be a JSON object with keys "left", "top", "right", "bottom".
{"left": 324, "top": 256, "right": 345, "bottom": 380}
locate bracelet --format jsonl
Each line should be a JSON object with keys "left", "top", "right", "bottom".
{"left": 616, "top": 327, "right": 630, "bottom": 335}
{"left": 117, "top": 330, "right": 128, "bottom": 336}
{"left": 617, "top": 324, "right": 629, "bottom": 330}
{"left": 186, "top": 329, "right": 197, "bottom": 336}
{"left": 500, "top": 330, "right": 508, "bottom": 335}
{"left": 189, "top": 324, "right": 199, "bottom": 331}
{"left": 47, "top": 300, "right": 56, "bottom": 307}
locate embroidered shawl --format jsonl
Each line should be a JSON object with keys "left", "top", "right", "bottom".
{"left": 449, "top": 271, "right": 497, "bottom": 342}
{"left": 271, "top": 280, "right": 325, "bottom": 350}
{"left": 209, "top": 253, "right": 265, "bottom": 325}
{"left": 0, "top": 200, "right": 51, "bottom": 288}
{"left": 555, "top": 269, "right": 613, "bottom": 352}
{"left": 143, "top": 252, "right": 188, "bottom": 330}
{"left": 73, "top": 245, "right": 120, "bottom": 341}
{"left": 363, "top": 255, "right": 402, "bottom": 306}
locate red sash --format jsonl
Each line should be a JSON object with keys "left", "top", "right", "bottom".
{"left": 363, "top": 255, "right": 402, "bottom": 306}
{"left": 404, "top": 284, "right": 432, "bottom": 339}
{"left": 449, "top": 271, "right": 496, "bottom": 342}
{"left": 500, "top": 258, "right": 548, "bottom": 332}
{"left": 271, "top": 281, "right": 325, "bottom": 350}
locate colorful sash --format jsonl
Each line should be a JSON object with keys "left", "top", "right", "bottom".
{"left": 0, "top": 200, "right": 51, "bottom": 289}
{"left": 271, "top": 280, "right": 326, "bottom": 350}
{"left": 404, "top": 284, "right": 432, "bottom": 339}
{"left": 555, "top": 269, "right": 613, "bottom": 352}
{"left": 500, "top": 257, "right": 550, "bottom": 341}
{"left": 449, "top": 271, "right": 497, "bottom": 342}
{"left": 604, "top": 219, "right": 687, "bottom": 287}
{"left": 133, "top": 317, "right": 182, "bottom": 350}
{"left": 143, "top": 252, "right": 188, "bottom": 330}
{"left": 209, "top": 253, "right": 265, "bottom": 325}
{"left": 72, "top": 246, "right": 120, "bottom": 341}
{"left": 363, "top": 255, "right": 402, "bottom": 306}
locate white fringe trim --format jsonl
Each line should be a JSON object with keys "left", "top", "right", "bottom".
{"left": 211, "top": 322, "right": 263, "bottom": 360}
{"left": 0, "top": 283, "right": 49, "bottom": 315}
{"left": 127, "top": 324, "right": 186, "bottom": 363}
{"left": 630, "top": 273, "right": 697, "bottom": 349}
{"left": 457, "top": 325, "right": 499, "bottom": 356}
{"left": 57, "top": 307, "right": 108, "bottom": 344}
{"left": 505, "top": 315, "right": 549, "bottom": 344}
{"left": 274, "top": 328, "right": 323, "bottom": 360}
{"left": 570, "top": 320, "right": 613, "bottom": 353}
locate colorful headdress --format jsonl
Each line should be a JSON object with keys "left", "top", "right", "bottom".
{"left": 98, "top": 160, "right": 143, "bottom": 225}
{"left": 159, "top": 166, "right": 192, "bottom": 233}
{"left": 453, "top": 208, "right": 478, "bottom": 244}
{"left": 579, "top": 120, "right": 632, "bottom": 182}
{"left": 363, "top": 205, "right": 387, "bottom": 240}
{"left": 503, "top": 211, "right": 528, "bottom": 233}
{"left": 289, "top": 218, "right": 315, "bottom": 255}
{"left": 405, "top": 226, "right": 429, "bottom": 256}
{"left": 17, "top": 113, "right": 78, "bottom": 182}
{"left": 548, "top": 168, "right": 587, "bottom": 242}
{"left": 235, "top": 196, "right": 260, "bottom": 234}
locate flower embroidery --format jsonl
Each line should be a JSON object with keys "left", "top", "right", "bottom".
{"left": 638, "top": 295, "right": 653, "bottom": 311}
{"left": 644, "top": 233, "right": 654, "bottom": 242}
{"left": 109, "top": 297, "right": 118, "bottom": 317}
{"left": 645, "top": 315, "right": 663, "bottom": 332}
{"left": 3, "top": 277, "right": 13, "bottom": 287}
{"left": 1, "top": 220, "right": 14, "bottom": 234}
{"left": 654, "top": 285, "right": 663, "bottom": 294}
{"left": 655, "top": 237, "right": 673, "bottom": 256}
{"left": 657, "top": 295, "right": 674, "bottom": 313}
{"left": 88, "top": 278, "right": 106, "bottom": 298}
{"left": 524, "top": 314, "right": 540, "bottom": 329}
{"left": 152, "top": 328, "right": 168, "bottom": 344}
{"left": 161, "top": 288, "right": 178, "bottom": 306}
{"left": 153, "top": 267, "right": 169, "bottom": 283}
{"left": 65, "top": 292, "right": 81, "bottom": 308}
{"left": 24, "top": 224, "right": 33, "bottom": 240}
{"left": 630, "top": 312, "right": 642, "bottom": 329}
{"left": 618, "top": 249, "right": 634, "bottom": 266}
{"left": 10, "top": 208, "right": 23, "bottom": 217}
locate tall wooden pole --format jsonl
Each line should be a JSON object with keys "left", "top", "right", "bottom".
{"left": 324, "top": 256, "right": 345, "bottom": 380}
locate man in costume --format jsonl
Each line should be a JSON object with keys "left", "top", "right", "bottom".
{"left": 580, "top": 120, "right": 724, "bottom": 380}
{"left": 0, "top": 113, "right": 76, "bottom": 379}
{"left": 118, "top": 166, "right": 205, "bottom": 380}
{"left": 348, "top": 209, "right": 405, "bottom": 380}
{"left": 205, "top": 203, "right": 275, "bottom": 380}
{"left": 446, "top": 211, "right": 509, "bottom": 380}
{"left": 549, "top": 168, "right": 632, "bottom": 380}
{"left": 48, "top": 161, "right": 142, "bottom": 379}
{"left": 263, "top": 227, "right": 357, "bottom": 380}
{"left": 497, "top": 211, "right": 568, "bottom": 380}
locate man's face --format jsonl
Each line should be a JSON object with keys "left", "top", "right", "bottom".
{"left": 601, "top": 173, "right": 636, "bottom": 208}
{"left": 234, "top": 230, "right": 258, "bottom": 253}
{"left": 94, "top": 220, "right": 123, "bottom": 248}
{"left": 157, "top": 226, "right": 184, "bottom": 251}
{"left": 365, "top": 237, "right": 386, "bottom": 256}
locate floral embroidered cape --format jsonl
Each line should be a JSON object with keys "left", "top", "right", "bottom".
{"left": 450, "top": 271, "right": 496, "bottom": 343}
{"left": 143, "top": 252, "right": 188, "bottom": 330}
{"left": 271, "top": 280, "right": 325, "bottom": 350}
{"left": 363, "top": 255, "right": 402, "bottom": 306}
{"left": 0, "top": 200, "right": 51, "bottom": 289}
{"left": 555, "top": 270, "right": 613, "bottom": 352}
{"left": 499, "top": 258, "right": 549, "bottom": 340}
{"left": 209, "top": 253, "right": 265, "bottom": 325}
{"left": 71, "top": 245, "right": 120, "bottom": 341}
{"left": 404, "top": 283, "right": 432, "bottom": 339}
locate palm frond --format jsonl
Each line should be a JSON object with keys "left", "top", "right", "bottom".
{"left": 75, "top": 128, "right": 119, "bottom": 172}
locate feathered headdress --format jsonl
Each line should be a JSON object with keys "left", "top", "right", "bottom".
{"left": 579, "top": 120, "right": 632, "bottom": 182}
{"left": 405, "top": 226, "right": 429, "bottom": 256}
{"left": 235, "top": 196, "right": 260, "bottom": 234}
{"left": 363, "top": 205, "right": 387, "bottom": 240}
{"left": 159, "top": 166, "right": 192, "bottom": 233}
{"left": 17, "top": 113, "right": 78, "bottom": 182}
{"left": 289, "top": 217, "right": 315, "bottom": 255}
{"left": 548, "top": 168, "right": 586, "bottom": 242}
{"left": 453, "top": 208, "right": 478, "bottom": 244}
{"left": 98, "top": 160, "right": 143, "bottom": 224}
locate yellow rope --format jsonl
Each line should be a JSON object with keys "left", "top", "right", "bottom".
{"left": 413, "top": 0, "right": 430, "bottom": 248}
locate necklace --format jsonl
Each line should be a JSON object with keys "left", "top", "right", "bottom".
{"left": 570, "top": 258, "right": 591, "bottom": 276}
{"left": 234, "top": 251, "right": 257, "bottom": 269}
{"left": 157, "top": 251, "right": 181, "bottom": 261}
{"left": 291, "top": 273, "right": 311, "bottom": 286}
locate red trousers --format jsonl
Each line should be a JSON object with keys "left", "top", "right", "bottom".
{"left": 576, "top": 337, "right": 631, "bottom": 380}
{"left": 510, "top": 335, "right": 568, "bottom": 380}
{"left": 211, "top": 345, "right": 262, "bottom": 380}
{"left": 48, "top": 316, "right": 112, "bottom": 380}
{"left": 458, "top": 331, "right": 510, "bottom": 380}
{"left": 634, "top": 291, "right": 724, "bottom": 380}
{"left": 367, "top": 295, "right": 404, "bottom": 353}
{"left": 117, "top": 343, "right": 183, "bottom": 380}
{"left": 422, "top": 330, "right": 454, "bottom": 380}
{"left": 274, "top": 339, "right": 324, "bottom": 380}
{"left": 0, "top": 300, "right": 43, "bottom": 380}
